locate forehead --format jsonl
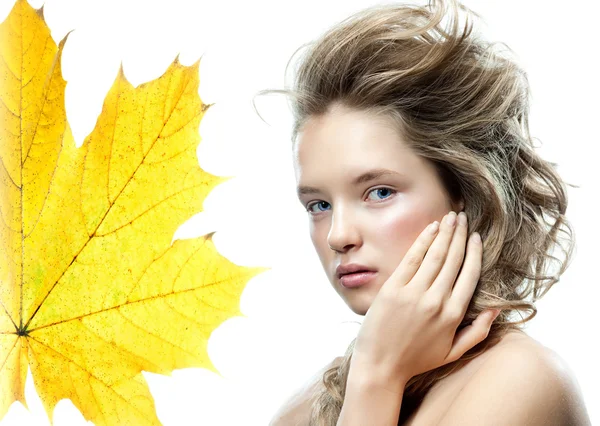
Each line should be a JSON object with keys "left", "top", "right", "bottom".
{"left": 293, "top": 106, "right": 419, "bottom": 182}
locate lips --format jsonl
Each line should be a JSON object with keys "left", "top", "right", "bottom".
{"left": 340, "top": 270, "right": 371, "bottom": 277}
{"left": 335, "top": 263, "right": 376, "bottom": 279}
{"left": 339, "top": 271, "right": 377, "bottom": 288}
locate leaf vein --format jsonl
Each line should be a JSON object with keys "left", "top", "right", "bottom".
{"left": 30, "top": 277, "right": 232, "bottom": 332}
{"left": 0, "top": 94, "right": 20, "bottom": 118}
{"left": 21, "top": 33, "right": 51, "bottom": 90}
{"left": 23, "top": 131, "right": 65, "bottom": 240}
{"left": 27, "top": 336, "right": 153, "bottom": 424}
{"left": 0, "top": 336, "right": 18, "bottom": 373}
{"left": 96, "top": 181, "right": 206, "bottom": 238}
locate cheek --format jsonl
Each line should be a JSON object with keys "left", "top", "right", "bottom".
{"left": 309, "top": 222, "right": 330, "bottom": 263}
{"left": 379, "top": 214, "right": 427, "bottom": 253}
{"left": 373, "top": 203, "right": 445, "bottom": 274}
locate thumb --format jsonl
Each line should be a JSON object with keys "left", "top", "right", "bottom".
{"left": 445, "top": 309, "right": 499, "bottom": 363}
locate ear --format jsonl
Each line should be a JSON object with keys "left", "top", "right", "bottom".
{"left": 454, "top": 199, "right": 465, "bottom": 212}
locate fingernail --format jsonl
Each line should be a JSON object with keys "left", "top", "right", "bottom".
{"left": 458, "top": 211, "right": 467, "bottom": 226}
{"left": 429, "top": 221, "right": 440, "bottom": 233}
{"left": 471, "top": 232, "right": 481, "bottom": 244}
{"left": 446, "top": 211, "right": 456, "bottom": 226}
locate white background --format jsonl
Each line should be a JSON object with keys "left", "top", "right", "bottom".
{"left": 1, "top": 0, "right": 598, "bottom": 424}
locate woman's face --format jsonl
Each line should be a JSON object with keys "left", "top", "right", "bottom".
{"left": 293, "top": 103, "right": 462, "bottom": 316}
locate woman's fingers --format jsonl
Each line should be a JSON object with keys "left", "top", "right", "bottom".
{"left": 449, "top": 231, "right": 483, "bottom": 310}
{"left": 429, "top": 211, "right": 469, "bottom": 297}
{"left": 386, "top": 219, "right": 441, "bottom": 289}
{"left": 444, "top": 309, "right": 500, "bottom": 363}
{"left": 355, "top": 209, "right": 489, "bottom": 379}
{"left": 407, "top": 211, "right": 457, "bottom": 292}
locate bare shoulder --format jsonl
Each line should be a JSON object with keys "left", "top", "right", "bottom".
{"left": 269, "top": 356, "right": 344, "bottom": 426}
{"left": 440, "top": 331, "right": 591, "bottom": 425}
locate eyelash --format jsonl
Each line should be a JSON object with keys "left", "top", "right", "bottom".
{"left": 305, "top": 187, "right": 397, "bottom": 214}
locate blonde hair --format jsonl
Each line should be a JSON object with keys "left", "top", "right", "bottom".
{"left": 257, "top": 0, "right": 576, "bottom": 423}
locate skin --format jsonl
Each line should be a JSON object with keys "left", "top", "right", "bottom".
{"left": 293, "top": 102, "right": 463, "bottom": 316}
{"left": 276, "top": 101, "right": 591, "bottom": 425}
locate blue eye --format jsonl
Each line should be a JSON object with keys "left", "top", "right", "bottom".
{"left": 305, "top": 187, "right": 396, "bottom": 215}
{"left": 306, "top": 201, "right": 331, "bottom": 214}
{"left": 367, "top": 187, "right": 396, "bottom": 201}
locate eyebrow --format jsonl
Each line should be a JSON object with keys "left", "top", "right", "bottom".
{"left": 297, "top": 168, "right": 404, "bottom": 197}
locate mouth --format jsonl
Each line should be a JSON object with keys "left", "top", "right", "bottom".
{"left": 335, "top": 264, "right": 376, "bottom": 279}
{"left": 337, "top": 269, "right": 373, "bottom": 278}
{"left": 338, "top": 271, "right": 377, "bottom": 289}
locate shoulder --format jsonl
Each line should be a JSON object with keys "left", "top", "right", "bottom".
{"left": 269, "top": 356, "right": 344, "bottom": 426}
{"left": 440, "top": 331, "right": 591, "bottom": 425}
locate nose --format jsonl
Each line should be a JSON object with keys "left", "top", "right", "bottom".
{"left": 327, "top": 205, "right": 361, "bottom": 253}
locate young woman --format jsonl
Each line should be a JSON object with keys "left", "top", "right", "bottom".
{"left": 265, "top": 0, "right": 590, "bottom": 424}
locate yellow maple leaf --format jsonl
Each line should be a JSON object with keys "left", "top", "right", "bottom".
{"left": 0, "top": 1, "right": 267, "bottom": 424}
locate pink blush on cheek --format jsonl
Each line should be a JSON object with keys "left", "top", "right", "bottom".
{"left": 373, "top": 209, "right": 436, "bottom": 269}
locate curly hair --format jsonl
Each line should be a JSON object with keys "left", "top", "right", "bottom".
{"left": 257, "top": 0, "right": 576, "bottom": 423}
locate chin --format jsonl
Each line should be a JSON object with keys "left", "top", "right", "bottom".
{"left": 354, "top": 308, "right": 368, "bottom": 316}
{"left": 336, "top": 285, "right": 373, "bottom": 316}
{"left": 346, "top": 302, "right": 369, "bottom": 316}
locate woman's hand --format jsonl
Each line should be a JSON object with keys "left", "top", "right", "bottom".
{"left": 351, "top": 211, "right": 499, "bottom": 386}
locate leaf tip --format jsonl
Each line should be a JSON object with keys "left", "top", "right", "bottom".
{"left": 116, "top": 60, "right": 128, "bottom": 82}
{"left": 207, "top": 359, "right": 225, "bottom": 379}
{"left": 35, "top": 2, "right": 45, "bottom": 20}
{"left": 249, "top": 266, "right": 272, "bottom": 281}
{"left": 58, "top": 28, "right": 75, "bottom": 50}
{"left": 111, "top": 60, "right": 134, "bottom": 90}
{"left": 257, "top": 266, "right": 272, "bottom": 274}
{"left": 216, "top": 174, "right": 235, "bottom": 185}
{"left": 202, "top": 101, "right": 215, "bottom": 113}
{"left": 13, "top": 393, "right": 29, "bottom": 413}
{"left": 192, "top": 56, "right": 203, "bottom": 74}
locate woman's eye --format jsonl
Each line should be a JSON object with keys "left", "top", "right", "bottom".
{"left": 306, "top": 188, "right": 395, "bottom": 214}
{"left": 367, "top": 187, "right": 396, "bottom": 201}
{"left": 306, "top": 201, "right": 331, "bottom": 214}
